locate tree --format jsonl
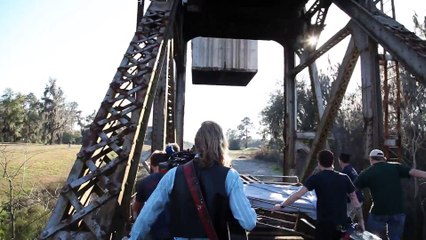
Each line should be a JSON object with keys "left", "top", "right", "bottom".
{"left": 259, "top": 64, "right": 366, "bottom": 168}
{"left": 61, "top": 101, "right": 80, "bottom": 143}
{"left": 405, "top": 14, "right": 426, "bottom": 171}
{"left": 21, "top": 93, "right": 43, "bottom": 143}
{"left": 399, "top": 13, "right": 426, "bottom": 171}
{"left": 413, "top": 13, "right": 425, "bottom": 39}
{"left": 237, "top": 117, "right": 254, "bottom": 149}
{"left": 0, "top": 80, "right": 83, "bottom": 144}
{"left": 296, "top": 80, "right": 318, "bottom": 131}
{"left": 41, "top": 78, "right": 68, "bottom": 144}
{"left": 0, "top": 85, "right": 81, "bottom": 144}
{"left": 0, "top": 89, "right": 26, "bottom": 142}
{"left": 226, "top": 129, "right": 241, "bottom": 150}
{"left": 398, "top": 66, "right": 426, "bottom": 240}
{"left": 260, "top": 88, "right": 285, "bottom": 151}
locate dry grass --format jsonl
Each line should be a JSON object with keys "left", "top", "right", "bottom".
{"left": 0, "top": 143, "right": 152, "bottom": 193}
{"left": 0, "top": 144, "right": 80, "bottom": 192}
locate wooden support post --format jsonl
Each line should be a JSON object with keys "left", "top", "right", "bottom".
{"left": 151, "top": 55, "right": 168, "bottom": 152}
{"left": 284, "top": 46, "right": 296, "bottom": 176}
{"left": 175, "top": 43, "right": 187, "bottom": 149}
{"left": 353, "top": 24, "right": 384, "bottom": 154}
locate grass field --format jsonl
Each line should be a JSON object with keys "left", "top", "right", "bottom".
{"left": 0, "top": 144, "right": 81, "bottom": 192}
{"left": 0, "top": 143, "right": 261, "bottom": 199}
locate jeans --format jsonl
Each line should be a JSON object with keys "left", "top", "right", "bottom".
{"left": 366, "top": 213, "right": 406, "bottom": 240}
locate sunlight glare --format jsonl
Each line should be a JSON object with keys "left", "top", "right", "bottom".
{"left": 306, "top": 35, "right": 319, "bottom": 47}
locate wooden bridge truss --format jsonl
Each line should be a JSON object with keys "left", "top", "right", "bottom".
{"left": 41, "top": 0, "right": 426, "bottom": 238}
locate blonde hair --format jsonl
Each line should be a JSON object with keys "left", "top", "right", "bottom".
{"left": 194, "top": 121, "right": 230, "bottom": 167}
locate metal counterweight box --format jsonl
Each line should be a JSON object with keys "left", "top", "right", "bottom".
{"left": 191, "top": 37, "right": 258, "bottom": 86}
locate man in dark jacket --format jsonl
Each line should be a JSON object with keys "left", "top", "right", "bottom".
{"left": 132, "top": 151, "right": 171, "bottom": 240}
{"left": 273, "top": 150, "right": 364, "bottom": 240}
{"left": 354, "top": 149, "right": 426, "bottom": 240}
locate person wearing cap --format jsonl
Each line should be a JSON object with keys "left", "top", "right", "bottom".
{"left": 338, "top": 153, "right": 364, "bottom": 219}
{"left": 132, "top": 150, "right": 172, "bottom": 240}
{"left": 273, "top": 149, "right": 364, "bottom": 240}
{"left": 354, "top": 148, "right": 426, "bottom": 240}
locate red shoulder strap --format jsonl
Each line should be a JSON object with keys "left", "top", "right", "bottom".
{"left": 182, "top": 161, "right": 219, "bottom": 240}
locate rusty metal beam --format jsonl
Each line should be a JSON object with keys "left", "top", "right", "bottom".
{"left": 332, "top": 0, "right": 426, "bottom": 81}
{"left": 291, "top": 23, "right": 351, "bottom": 76}
{"left": 301, "top": 37, "right": 359, "bottom": 181}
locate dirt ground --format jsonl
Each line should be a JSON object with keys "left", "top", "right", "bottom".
{"left": 230, "top": 156, "right": 281, "bottom": 176}
{"left": 136, "top": 151, "right": 281, "bottom": 180}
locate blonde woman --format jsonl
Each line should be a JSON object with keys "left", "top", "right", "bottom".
{"left": 130, "top": 121, "right": 256, "bottom": 240}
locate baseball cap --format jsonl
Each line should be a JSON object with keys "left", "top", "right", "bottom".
{"left": 369, "top": 149, "right": 385, "bottom": 159}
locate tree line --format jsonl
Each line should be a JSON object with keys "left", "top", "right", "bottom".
{"left": 226, "top": 117, "right": 263, "bottom": 150}
{"left": 0, "top": 78, "right": 95, "bottom": 145}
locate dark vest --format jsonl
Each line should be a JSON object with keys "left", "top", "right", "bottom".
{"left": 170, "top": 161, "right": 231, "bottom": 238}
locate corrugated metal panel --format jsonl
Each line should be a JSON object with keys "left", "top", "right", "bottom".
{"left": 191, "top": 37, "right": 258, "bottom": 86}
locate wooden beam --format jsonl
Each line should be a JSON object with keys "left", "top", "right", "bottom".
{"left": 152, "top": 54, "right": 167, "bottom": 151}
{"left": 352, "top": 24, "right": 384, "bottom": 153}
{"left": 175, "top": 42, "right": 187, "bottom": 148}
{"left": 332, "top": 0, "right": 426, "bottom": 80}
{"left": 284, "top": 47, "right": 296, "bottom": 176}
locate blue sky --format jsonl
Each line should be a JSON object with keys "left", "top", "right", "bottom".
{"left": 0, "top": 0, "right": 424, "bottom": 142}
